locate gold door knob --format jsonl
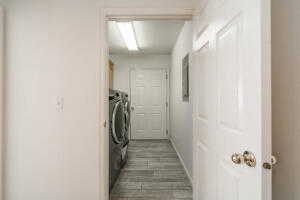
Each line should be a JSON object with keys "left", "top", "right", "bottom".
{"left": 263, "top": 155, "right": 278, "bottom": 170}
{"left": 231, "top": 151, "right": 256, "bottom": 167}
{"left": 243, "top": 151, "right": 256, "bottom": 167}
{"left": 231, "top": 153, "right": 244, "bottom": 164}
{"left": 271, "top": 155, "right": 277, "bottom": 165}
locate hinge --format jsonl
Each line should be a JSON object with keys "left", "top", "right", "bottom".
{"left": 166, "top": 130, "right": 169, "bottom": 135}
{"left": 165, "top": 73, "right": 168, "bottom": 79}
{"left": 166, "top": 102, "right": 168, "bottom": 107}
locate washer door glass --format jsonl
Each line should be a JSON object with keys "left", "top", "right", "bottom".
{"left": 112, "top": 101, "right": 125, "bottom": 144}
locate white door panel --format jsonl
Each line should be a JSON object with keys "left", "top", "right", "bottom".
{"left": 193, "top": 0, "right": 271, "bottom": 200}
{"left": 131, "top": 69, "right": 167, "bottom": 139}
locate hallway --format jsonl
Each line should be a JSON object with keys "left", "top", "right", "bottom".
{"left": 110, "top": 140, "right": 193, "bottom": 200}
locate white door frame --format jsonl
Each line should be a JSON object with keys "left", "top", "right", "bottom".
{"left": 129, "top": 67, "right": 169, "bottom": 140}
{"left": 0, "top": 6, "right": 4, "bottom": 200}
{"left": 98, "top": 7, "right": 193, "bottom": 200}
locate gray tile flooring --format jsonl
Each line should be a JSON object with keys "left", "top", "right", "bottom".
{"left": 110, "top": 140, "right": 193, "bottom": 200}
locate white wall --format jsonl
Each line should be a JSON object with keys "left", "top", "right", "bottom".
{"left": 272, "top": 0, "right": 300, "bottom": 199}
{"left": 110, "top": 54, "right": 170, "bottom": 94}
{"left": 2, "top": 0, "right": 194, "bottom": 199}
{"left": 169, "top": 22, "right": 193, "bottom": 181}
{"left": 3, "top": 1, "right": 101, "bottom": 200}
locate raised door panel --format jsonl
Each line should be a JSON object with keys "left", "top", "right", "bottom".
{"left": 150, "top": 86, "right": 163, "bottom": 107}
{"left": 148, "top": 70, "right": 165, "bottom": 138}
{"left": 216, "top": 16, "right": 244, "bottom": 132}
{"left": 196, "top": 43, "right": 210, "bottom": 121}
{"left": 135, "top": 113, "right": 146, "bottom": 136}
{"left": 150, "top": 112, "right": 163, "bottom": 134}
{"left": 217, "top": 162, "right": 240, "bottom": 200}
{"left": 194, "top": 43, "right": 212, "bottom": 148}
{"left": 215, "top": 13, "right": 246, "bottom": 200}
{"left": 193, "top": 41, "right": 217, "bottom": 200}
{"left": 131, "top": 70, "right": 148, "bottom": 139}
{"left": 135, "top": 86, "right": 146, "bottom": 107}
{"left": 195, "top": 142, "right": 217, "bottom": 200}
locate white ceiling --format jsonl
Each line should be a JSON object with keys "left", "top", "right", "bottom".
{"left": 108, "top": 20, "right": 185, "bottom": 54}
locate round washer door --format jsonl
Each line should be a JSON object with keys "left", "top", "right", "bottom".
{"left": 112, "top": 101, "right": 125, "bottom": 144}
{"left": 124, "top": 101, "right": 131, "bottom": 131}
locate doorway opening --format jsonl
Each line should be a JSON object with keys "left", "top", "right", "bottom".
{"left": 100, "top": 2, "right": 272, "bottom": 199}
{"left": 107, "top": 18, "right": 193, "bottom": 199}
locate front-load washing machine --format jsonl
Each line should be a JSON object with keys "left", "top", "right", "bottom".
{"left": 109, "top": 90, "right": 126, "bottom": 191}
{"left": 117, "top": 91, "right": 131, "bottom": 167}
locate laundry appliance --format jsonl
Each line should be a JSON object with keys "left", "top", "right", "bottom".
{"left": 117, "top": 91, "right": 131, "bottom": 167}
{"left": 109, "top": 89, "right": 126, "bottom": 191}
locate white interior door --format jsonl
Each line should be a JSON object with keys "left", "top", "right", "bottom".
{"left": 130, "top": 69, "right": 167, "bottom": 140}
{"left": 192, "top": 0, "right": 271, "bottom": 200}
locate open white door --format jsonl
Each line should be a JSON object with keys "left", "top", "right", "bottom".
{"left": 130, "top": 69, "right": 167, "bottom": 140}
{"left": 192, "top": 0, "right": 271, "bottom": 200}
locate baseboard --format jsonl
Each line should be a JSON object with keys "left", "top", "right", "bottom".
{"left": 169, "top": 135, "right": 193, "bottom": 187}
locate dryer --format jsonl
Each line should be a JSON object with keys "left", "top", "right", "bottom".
{"left": 118, "top": 91, "right": 131, "bottom": 167}
{"left": 123, "top": 93, "right": 131, "bottom": 136}
{"left": 109, "top": 90, "right": 126, "bottom": 191}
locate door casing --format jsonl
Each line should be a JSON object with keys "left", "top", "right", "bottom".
{"left": 98, "top": 7, "right": 193, "bottom": 200}
{"left": 0, "top": 5, "right": 4, "bottom": 200}
{"left": 98, "top": 3, "right": 271, "bottom": 200}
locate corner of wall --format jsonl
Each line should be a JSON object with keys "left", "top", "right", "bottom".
{"left": 169, "top": 20, "right": 193, "bottom": 180}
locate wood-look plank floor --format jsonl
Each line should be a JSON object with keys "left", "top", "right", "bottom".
{"left": 110, "top": 140, "right": 193, "bottom": 200}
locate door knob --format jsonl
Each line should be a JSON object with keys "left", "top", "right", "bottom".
{"left": 271, "top": 155, "right": 277, "bottom": 165}
{"left": 263, "top": 155, "right": 278, "bottom": 170}
{"left": 231, "top": 153, "right": 244, "bottom": 165}
{"left": 243, "top": 151, "right": 256, "bottom": 167}
{"left": 231, "top": 151, "right": 256, "bottom": 167}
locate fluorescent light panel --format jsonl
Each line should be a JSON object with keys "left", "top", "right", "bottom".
{"left": 116, "top": 22, "right": 139, "bottom": 51}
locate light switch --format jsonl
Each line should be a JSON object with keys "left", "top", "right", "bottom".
{"left": 56, "top": 97, "right": 64, "bottom": 112}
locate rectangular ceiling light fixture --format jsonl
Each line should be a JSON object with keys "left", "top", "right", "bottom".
{"left": 116, "top": 21, "right": 139, "bottom": 51}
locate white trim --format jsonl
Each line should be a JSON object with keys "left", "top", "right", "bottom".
{"left": 104, "top": 8, "right": 194, "bottom": 21}
{"left": 99, "top": 8, "right": 194, "bottom": 200}
{"left": 99, "top": 8, "right": 110, "bottom": 200}
{"left": 0, "top": 6, "right": 3, "bottom": 200}
{"left": 261, "top": 0, "right": 272, "bottom": 199}
{"left": 165, "top": 69, "right": 170, "bottom": 138}
{"left": 169, "top": 135, "right": 193, "bottom": 187}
